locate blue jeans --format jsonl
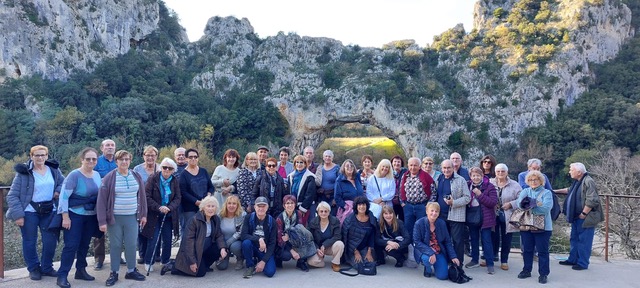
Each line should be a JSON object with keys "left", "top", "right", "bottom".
{"left": 568, "top": 218, "right": 595, "bottom": 268}
{"left": 403, "top": 202, "right": 427, "bottom": 239}
{"left": 469, "top": 225, "right": 494, "bottom": 267}
{"left": 58, "top": 212, "right": 98, "bottom": 278}
{"left": 491, "top": 217, "right": 513, "bottom": 263}
{"left": 420, "top": 253, "right": 449, "bottom": 280}
{"left": 241, "top": 240, "right": 276, "bottom": 277}
{"left": 145, "top": 215, "right": 173, "bottom": 265}
{"left": 521, "top": 230, "right": 551, "bottom": 276}
{"left": 20, "top": 211, "right": 59, "bottom": 273}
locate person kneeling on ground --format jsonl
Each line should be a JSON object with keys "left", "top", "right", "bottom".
{"left": 161, "top": 195, "right": 227, "bottom": 277}
{"left": 240, "top": 196, "right": 277, "bottom": 278}
{"left": 414, "top": 202, "right": 461, "bottom": 280}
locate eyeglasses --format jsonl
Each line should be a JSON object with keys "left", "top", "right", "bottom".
{"left": 266, "top": 164, "right": 277, "bottom": 168}
{"left": 188, "top": 156, "right": 198, "bottom": 159}
{"left": 496, "top": 170, "right": 507, "bottom": 173}
{"left": 528, "top": 178, "right": 540, "bottom": 182}
{"left": 482, "top": 160, "right": 492, "bottom": 163}
{"left": 295, "top": 161, "right": 305, "bottom": 164}
{"left": 423, "top": 162, "right": 433, "bottom": 165}
{"left": 318, "top": 210, "right": 329, "bottom": 213}
{"left": 144, "top": 154, "right": 157, "bottom": 157}
{"left": 162, "top": 166, "right": 174, "bottom": 171}
{"left": 119, "top": 158, "right": 131, "bottom": 162}
{"left": 33, "top": 154, "right": 48, "bottom": 158}
{"left": 84, "top": 157, "right": 97, "bottom": 162}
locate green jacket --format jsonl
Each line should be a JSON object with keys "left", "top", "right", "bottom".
{"left": 580, "top": 174, "right": 604, "bottom": 228}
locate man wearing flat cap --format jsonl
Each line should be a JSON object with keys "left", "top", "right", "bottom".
{"left": 241, "top": 196, "right": 277, "bottom": 278}
{"left": 257, "top": 146, "right": 269, "bottom": 171}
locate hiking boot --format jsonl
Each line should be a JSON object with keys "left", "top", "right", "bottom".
{"left": 105, "top": 272, "right": 118, "bottom": 286}
{"left": 243, "top": 266, "right": 256, "bottom": 278}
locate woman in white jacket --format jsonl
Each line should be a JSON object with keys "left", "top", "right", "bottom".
{"left": 366, "top": 159, "right": 396, "bottom": 218}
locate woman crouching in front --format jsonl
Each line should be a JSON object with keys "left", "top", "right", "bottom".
{"left": 413, "top": 202, "right": 460, "bottom": 280}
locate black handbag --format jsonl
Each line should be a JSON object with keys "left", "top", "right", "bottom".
{"left": 339, "top": 261, "right": 377, "bottom": 276}
{"left": 448, "top": 263, "right": 472, "bottom": 284}
{"left": 466, "top": 204, "right": 482, "bottom": 226}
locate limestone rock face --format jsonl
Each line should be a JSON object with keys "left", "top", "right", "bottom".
{"left": 0, "top": 0, "right": 159, "bottom": 81}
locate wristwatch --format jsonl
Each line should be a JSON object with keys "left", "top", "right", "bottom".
{"left": 581, "top": 212, "right": 588, "bottom": 216}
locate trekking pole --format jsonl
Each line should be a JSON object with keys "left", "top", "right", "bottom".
{"left": 147, "top": 213, "right": 168, "bottom": 276}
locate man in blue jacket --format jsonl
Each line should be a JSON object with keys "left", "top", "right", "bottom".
{"left": 241, "top": 197, "right": 277, "bottom": 278}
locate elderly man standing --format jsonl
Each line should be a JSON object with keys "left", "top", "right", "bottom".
{"left": 303, "top": 146, "right": 319, "bottom": 174}
{"left": 450, "top": 152, "right": 470, "bottom": 181}
{"left": 93, "top": 139, "right": 120, "bottom": 270}
{"left": 435, "top": 159, "right": 470, "bottom": 264}
{"left": 257, "top": 146, "right": 270, "bottom": 170}
{"left": 560, "top": 163, "right": 603, "bottom": 271}
{"left": 518, "top": 158, "right": 553, "bottom": 191}
{"left": 400, "top": 157, "right": 435, "bottom": 238}
{"left": 174, "top": 147, "right": 187, "bottom": 176}
{"left": 241, "top": 196, "right": 277, "bottom": 279}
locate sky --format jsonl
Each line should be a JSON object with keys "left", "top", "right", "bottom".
{"left": 162, "top": 0, "right": 477, "bottom": 48}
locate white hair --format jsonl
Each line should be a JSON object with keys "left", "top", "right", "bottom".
{"left": 571, "top": 162, "right": 587, "bottom": 173}
{"left": 527, "top": 158, "right": 542, "bottom": 167}
{"left": 495, "top": 163, "right": 508, "bottom": 172}
{"left": 160, "top": 158, "right": 177, "bottom": 170}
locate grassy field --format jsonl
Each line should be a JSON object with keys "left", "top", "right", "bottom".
{"left": 316, "top": 136, "right": 406, "bottom": 166}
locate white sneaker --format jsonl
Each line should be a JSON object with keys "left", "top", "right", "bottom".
{"left": 145, "top": 264, "right": 154, "bottom": 272}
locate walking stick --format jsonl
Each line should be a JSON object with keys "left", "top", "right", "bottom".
{"left": 147, "top": 213, "right": 168, "bottom": 276}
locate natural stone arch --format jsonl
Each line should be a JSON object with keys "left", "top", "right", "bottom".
{"left": 271, "top": 99, "right": 424, "bottom": 158}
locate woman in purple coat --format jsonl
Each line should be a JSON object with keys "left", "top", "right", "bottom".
{"left": 464, "top": 167, "right": 498, "bottom": 274}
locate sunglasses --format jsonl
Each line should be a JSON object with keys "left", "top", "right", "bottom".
{"left": 162, "top": 166, "right": 174, "bottom": 171}
{"left": 423, "top": 162, "right": 433, "bottom": 165}
{"left": 188, "top": 156, "right": 198, "bottom": 159}
{"left": 295, "top": 161, "right": 305, "bottom": 164}
{"left": 482, "top": 160, "right": 492, "bottom": 163}
{"left": 84, "top": 157, "right": 97, "bottom": 162}
{"left": 267, "top": 164, "right": 277, "bottom": 168}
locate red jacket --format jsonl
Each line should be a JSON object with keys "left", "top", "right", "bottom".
{"left": 399, "top": 169, "right": 435, "bottom": 203}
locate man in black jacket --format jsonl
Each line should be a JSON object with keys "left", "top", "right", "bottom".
{"left": 241, "top": 197, "right": 277, "bottom": 278}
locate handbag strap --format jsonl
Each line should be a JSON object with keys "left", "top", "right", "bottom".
{"left": 339, "top": 266, "right": 359, "bottom": 276}
{"left": 373, "top": 176, "right": 382, "bottom": 198}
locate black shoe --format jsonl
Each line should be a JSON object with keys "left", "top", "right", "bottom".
{"left": 154, "top": 256, "right": 161, "bottom": 263}
{"left": 29, "top": 267, "right": 42, "bottom": 280}
{"left": 539, "top": 275, "right": 548, "bottom": 284}
{"left": 275, "top": 259, "right": 283, "bottom": 268}
{"left": 423, "top": 265, "right": 433, "bottom": 278}
{"left": 94, "top": 261, "right": 104, "bottom": 271}
{"left": 124, "top": 268, "right": 146, "bottom": 281}
{"left": 395, "top": 261, "right": 404, "bottom": 268}
{"left": 296, "top": 259, "right": 309, "bottom": 272}
{"left": 120, "top": 257, "right": 126, "bottom": 265}
{"left": 41, "top": 269, "right": 57, "bottom": 277}
{"left": 105, "top": 272, "right": 118, "bottom": 286}
{"left": 56, "top": 277, "right": 71, "bottom": 288}
{"left": 376, "top": 259, "right": 386, "bottom": 266}
{"left": 559, "top": 260, "right": 576, "bottom": 266}
{"left": 207, "top": 267, "right": 214, "bottom": 272}
{"left": 74, "top": 268, "right": 95, "bottom": 281}
{"left": 572, "top": 264, "right": 587, "bottom": 271}
{"left": 160, "top": 263, "right": 172, "bottom": 276}
{"left": 518, "top": 271, "right": 531, "bottom": 279}
{"left": 137, "top": 258, "right": 144, "bottom": 264}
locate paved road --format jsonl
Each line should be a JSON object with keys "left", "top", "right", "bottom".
{"left": 1, "top": 250, "right": 637, "bottom": 288}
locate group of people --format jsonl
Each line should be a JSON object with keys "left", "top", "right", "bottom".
{"left": 6, "top": 142, "right": 604, "bottom": 287}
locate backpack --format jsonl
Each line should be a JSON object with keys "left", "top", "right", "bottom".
{"left": 448, "top": 263, "right": 472, "bottom": 284}
{"left": 550, "top": 191, "right": 561, "bottom": 221}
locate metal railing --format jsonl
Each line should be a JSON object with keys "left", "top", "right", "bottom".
{"left": 602, "top": 194, "right": 640, "bottom": 262}
{"left": 1, "top": 185, "right": 9, "bottom": 278}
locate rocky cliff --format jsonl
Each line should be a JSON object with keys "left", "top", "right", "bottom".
{"left": 0, "top": 0, "right": 160, "bottom": 81}
{"left": 0, "top": 0, "right": 634, "bottom": 159}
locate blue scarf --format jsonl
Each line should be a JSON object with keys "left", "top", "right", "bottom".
{"left": 160, "top": 175, "right": 173, "bottom": 206}
{"left": 291, "top": 169, "right": 305, "bottom": 198}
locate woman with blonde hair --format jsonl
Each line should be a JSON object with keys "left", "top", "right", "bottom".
{"left": 164, "top": 195, "right": 227, "bottom": 277}
{"left": 375, "top": 205, "right": 410, "bottom": 267}
{"left": 307, "top": 201, "right": 344, "bottom": 272}
{"left": 216, "top": 195, "right": 246, "bottom": 270}
{"left": 366, "top": 159, "right": 396, "bottom": 218}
